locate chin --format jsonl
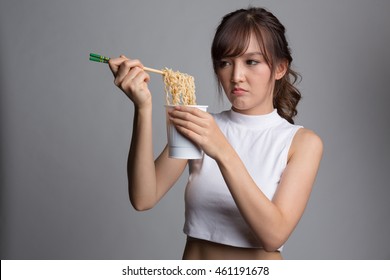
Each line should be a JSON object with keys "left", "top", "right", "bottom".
{"left": 231, "top": 103, "right": 252, "bottom": 113}
{"left": 231, "top": 106, "right": 251, "bottom": 115}
{"left": 229, "top": 98, "right": 248, "bottom": 110}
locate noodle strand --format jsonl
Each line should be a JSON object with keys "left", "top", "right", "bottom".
{"left": 162, "top": 68, "right": 196, "bottom": 105}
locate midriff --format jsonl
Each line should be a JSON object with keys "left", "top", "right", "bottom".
{"left": 182, "top": 237, "right": 283, "bottom": 260}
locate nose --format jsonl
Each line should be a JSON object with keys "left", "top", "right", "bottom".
{"left": 231, "top": 63, "right": 245, "bottom": 83}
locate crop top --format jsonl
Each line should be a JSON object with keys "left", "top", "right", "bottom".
{"left": 183, "top": 109, "right": 302, "bottom": 250}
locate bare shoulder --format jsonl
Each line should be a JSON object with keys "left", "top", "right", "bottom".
{"left": 289, "top": 128, "right": 323, "bottom": 161}
{"left": 295, "top": 128, "right": 323, "bottom": 149}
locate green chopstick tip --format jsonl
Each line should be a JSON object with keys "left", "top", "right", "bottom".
{"left": 89, "top": 53, "right": 110, "bottom": 61}
{"left": 89, "top": 52, "right": 110, "bottom": 63}
{"left": 89, "top": 56, "right": 108, "bottom": 63}
{"left": 90, "top": 53, "right": 101, "bottom": 58}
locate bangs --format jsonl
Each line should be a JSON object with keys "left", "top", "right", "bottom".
{"left": 211, "top": 14, "right": 272, "bottom": 71}
{"left": 213, "top": 22, "right": 252, "bottom": 59}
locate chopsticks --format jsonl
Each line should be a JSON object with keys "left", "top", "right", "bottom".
{"left": 89, "top": 53, "right": 164, "bottom": 75}
{"left": 89, "top": 53, "right": 110, "bottom": 63}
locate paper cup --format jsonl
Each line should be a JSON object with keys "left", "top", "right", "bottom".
{"left": 165, "top": 105, "right": 208, "bottom": 159}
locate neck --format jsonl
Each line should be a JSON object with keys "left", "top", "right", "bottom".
{"left": 231, "top": 105, "right": 274, "bottom": 116}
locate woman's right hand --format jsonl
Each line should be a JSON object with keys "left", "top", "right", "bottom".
{"left": 108, "top": 55, "right": 152, "bottom": 108}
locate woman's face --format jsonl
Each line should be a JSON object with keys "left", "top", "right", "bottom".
{"left": 216, "top": 34, "right": 281, "bottom": 115}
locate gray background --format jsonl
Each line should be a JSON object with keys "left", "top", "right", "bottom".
{"left": 1, "top": 0, "right": 389, "bottom": 260}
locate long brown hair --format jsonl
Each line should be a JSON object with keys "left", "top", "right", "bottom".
{"left": 211, "top": 7, "right": 301, "bottom": 124}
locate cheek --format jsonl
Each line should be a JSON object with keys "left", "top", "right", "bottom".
{"left": 257, "top": 64, "right": 273, "bottom": 78}
{"left": 251, "top": 67, "right": 273, "bottom": 86}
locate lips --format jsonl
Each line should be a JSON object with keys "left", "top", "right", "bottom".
{"left": 232, "top": 87, "right": 248, "bottom": 96}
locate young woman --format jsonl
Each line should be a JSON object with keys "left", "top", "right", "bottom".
{"left": 108, "top": 7, "right": 323, "bottom": 260}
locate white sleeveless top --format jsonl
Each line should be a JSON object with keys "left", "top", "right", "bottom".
{"left": 183, "top": 109, "right": 302, "bottom": 250}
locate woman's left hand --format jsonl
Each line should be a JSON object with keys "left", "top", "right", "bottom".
{"left": 168, "top": 106, "right": 230, "bottom": 160}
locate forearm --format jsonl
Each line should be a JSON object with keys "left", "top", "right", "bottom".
{"left": 127, "top": 105, "right": 157, "bottom": 210}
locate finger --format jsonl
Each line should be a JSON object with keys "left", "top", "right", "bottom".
{"left": 175, "top": 122, "right": 202, "bottom": 142}
{"left": 120, "top": 67, "right": 150, "bottom": 91}
{"left": 174, "top": 106, "right": 207, "bottom": 118}
{"left": 169, "top": 109, "right": 208, "bottom": 128}
{"left": 108, "top": 55, "right": 143, "bottom": 75}
{"left": 169, "top": 114, "right": 204, "bottom": 136}
{"left": 131, "top": 69, "right": 151, "bottom": 84}
{"left": 108, "top": 56, "right": 128, "bottom": 75}
{"left": 114, "top": 59, "right": 143, "bottom": 87}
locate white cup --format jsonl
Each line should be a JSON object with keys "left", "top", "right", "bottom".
{"left": 165, "top": 105, "right": 208, "bottom": 159}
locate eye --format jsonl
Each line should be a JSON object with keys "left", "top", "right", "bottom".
{"left": 218, "top": 60, "right": 231, "bottom": 68}
{"left": 246, "top": 60, "right": 259, "bottom": 66}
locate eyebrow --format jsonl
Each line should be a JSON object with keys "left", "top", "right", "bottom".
{"left": 244, "top": 52, "right": 263, "bottom": 56}
{"left": 221, "top": 52, "right": 263, "bottom": 60}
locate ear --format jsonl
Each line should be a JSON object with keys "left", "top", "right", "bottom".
{"left": 275, "top": 60, "right": 288, "bottom": 80}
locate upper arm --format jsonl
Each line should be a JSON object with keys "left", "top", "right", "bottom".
{"left": 154, "top": 145, "right": 188, "bottom": 202}
{"left": 272, "top": 128, "right": 323, "bottom": 234}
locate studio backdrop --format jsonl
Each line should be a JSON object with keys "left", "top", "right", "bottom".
{"left": 1, "top": 0, "right": 389, "bottom": 259}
